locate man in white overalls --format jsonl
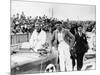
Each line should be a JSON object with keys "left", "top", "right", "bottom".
{"left": 29, "top": 20, "right": 47, "bottom": 52}
{"left": 54, "top": 22, "right": 75, "bottom": 72}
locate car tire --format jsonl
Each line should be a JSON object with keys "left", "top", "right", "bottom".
{"left": 45, "top": 64, "right": 56, "bottom": 72}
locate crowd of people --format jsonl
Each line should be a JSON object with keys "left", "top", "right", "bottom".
{"left": 11, "top": 12, "right": 60, "bottom": 34}
{"left": 11, "top": 12, "right": 95, "bottom": 35}
{"left": 11, "top": 12, "right": 96, "bottom": 71}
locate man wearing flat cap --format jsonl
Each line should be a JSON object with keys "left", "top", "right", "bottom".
{"left": 29, "top": 20, "right": 47, "bottom": 52}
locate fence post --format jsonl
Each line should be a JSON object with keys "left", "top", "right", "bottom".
{"left": 27, "top": 32, "right": 29, "bottom": 42}
{"left": 11, "top": 35, "right": 12, "bottom": 45}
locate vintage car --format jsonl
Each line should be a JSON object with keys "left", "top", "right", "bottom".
{"left": 82, "top": 31, "right": 96, "bottom": 71}
{"left": 11, "top": 43, "right": 59, "bottom": 75}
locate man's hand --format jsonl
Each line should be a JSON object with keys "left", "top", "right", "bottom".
{"left": 42, "top": 42, "right": 49, "bottom": 49}
{"left": 69, "top": 46, "right": 73, "bottom": 51}
{"left": 29, "top": 47, "right": 34, "bottom": 52}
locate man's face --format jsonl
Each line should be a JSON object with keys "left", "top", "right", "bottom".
{"left": 49, "top": 27, "right": 52, "bottom": 32}
{"left": 57, "top": 24, "right": 62, "bottom": 31}
{"left": 13, "top": 15, "right": 15, "bottom": 19}
{"left": 44, "top": 25, "right": 48, "bottom": 31}
{"left": 78, "top": 27, "right": 83, "bottom": 33}
{"left": 35, "top": 23, "right": 41, "bottom": 32}
{"left": 17, "top": 14, "right": 19, "bottom": 19}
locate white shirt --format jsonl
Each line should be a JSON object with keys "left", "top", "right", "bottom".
{"left": 29, "top": 29, "right": 46, "bottom": 52}
{"left": 58, "top": 31, "right": 64, "bottom": 43}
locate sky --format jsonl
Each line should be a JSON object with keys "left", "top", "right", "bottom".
{"left": 11, "top": 0, "right": 96, "bottom": 21}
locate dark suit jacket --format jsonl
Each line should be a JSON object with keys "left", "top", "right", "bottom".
{"left": 52, "top": 29, "right": 75, "bottom": 49}
{"left": 75, "top": 32, "right": 88, "bottom": 54}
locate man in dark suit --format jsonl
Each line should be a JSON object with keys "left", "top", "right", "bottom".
{"left": 74, "top": 25, "right": 88, "bottom": 71}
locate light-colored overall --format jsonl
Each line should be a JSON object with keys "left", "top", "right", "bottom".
{"left": 29, "top": 30, "right": 46, "bottom": 52}
{"left": 58, "top": 31, "right": 72, "bottom": 72}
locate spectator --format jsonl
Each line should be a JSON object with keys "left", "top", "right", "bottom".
{"left": 74, "top": 25, "right": 89, "bottom": 70}
{"left": 29, "top": 20, "right": 47, "bottom": 52}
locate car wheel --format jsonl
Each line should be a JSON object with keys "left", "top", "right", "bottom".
{"left": 45, "top": 64, "right": 56, "bottom": 72}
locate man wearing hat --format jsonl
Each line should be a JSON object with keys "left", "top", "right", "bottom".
{"left": 29, "top": 20, "right": 47, "bottom": 52}
{"left": 52, "top": 21, "right": 75, "bottom": 72}
{"left": 74, "top": 25, "right": 88, "bottom": 70}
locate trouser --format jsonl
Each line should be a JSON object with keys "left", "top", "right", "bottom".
{"left": 58, "top": 42, "right": 72, "bottom": 72}
{"left": 76, "top": 53, "right": 85, "bottom": 70}
{"left": 70, "top": 49, "right": 77, "bottom": 70}
{"left": 71, "top": 56, "right": 75, "bottom": 70}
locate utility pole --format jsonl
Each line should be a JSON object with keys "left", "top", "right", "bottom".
{"left": 52, "top": 8, "right": 53, "bottom": 18}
